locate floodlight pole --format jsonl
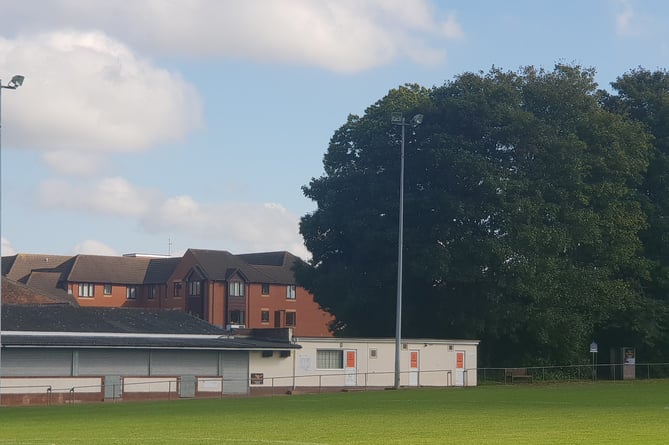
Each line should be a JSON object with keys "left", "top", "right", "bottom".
{"left": 391, "top": 112, "right": 422, "bottom": 390}
{"left": 0, "top": 74, "right": 25, "bottom": 406}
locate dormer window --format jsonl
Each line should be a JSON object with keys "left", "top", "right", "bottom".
{"left": 188, "top": 280, "right": 201, "bottom": 296}
{"left": 229, "top": 281, "right": 245, "bottom": 297}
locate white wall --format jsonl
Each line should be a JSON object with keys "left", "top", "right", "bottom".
{"left": 249, "top": 337, "right": 480, "bottom": 389}
{"left": 1, "top": 377, "right": 102, "bottom": 394}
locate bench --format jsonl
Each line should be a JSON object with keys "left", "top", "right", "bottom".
{"left": 505, "top": 368, "right": 533, "bottom": 384}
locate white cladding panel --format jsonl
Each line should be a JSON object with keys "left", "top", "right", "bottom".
{"left": 150, "top": 350, "right": 219, "bottom": 376}
{"left": 78, "top": 350, "right": 149, "bottom": 375}
{"left": 2, "top": 350, "right": 73, "bottom": 376}
{"left": 290, "top": 338, "right": 480, "bottom": 387}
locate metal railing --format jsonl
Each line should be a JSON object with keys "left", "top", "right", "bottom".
{"left": 2, "top": 363, "right": 668, "bottom": 406}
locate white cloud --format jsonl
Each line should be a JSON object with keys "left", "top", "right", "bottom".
{"left": 2, "top": 237, "right": 17, "bottom": 256}
{"left": 0, "top": 30, "right": 203, "bottom": 157}
{"left": 38, "top": 177, "right": 309, "bottom": 258}
{"left": 73, "top": 240, "right": 118, "bottom": 256}
{"left": 0, "top": 0, "right": 461, "bottom": 73}
{"left": 39, "top": 177, "right": 160, "bottom": 217}
{"left": 148, "top": 196, "right": 309, "bottom": 258}
{"left": 615, "top": 0, "right": 651, "bottom": 38}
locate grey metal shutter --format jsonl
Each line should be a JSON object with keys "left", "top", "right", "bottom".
{"left": 2, "top": 349, "right": 73, "bottom": 376}
{"left": 150, "top": 350, "right": 219, "bottom": 376}
{"left": 221, "top": 351, "right": 249, "bottom": 395}
{"left": 78, "top": 350, "right": 149, "bottom": 375}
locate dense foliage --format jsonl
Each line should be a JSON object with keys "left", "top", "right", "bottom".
{"left": 296, "top": 65, "right": 669, "bottom": 366}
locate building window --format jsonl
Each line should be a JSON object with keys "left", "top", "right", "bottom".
{"left": 229, "top": 310, "right": 245, "bottom": 325}
{"left": 173, "top": 282, "right": 182, "bottom": 297}
{"left": 286, "top": 285, "right": 296, "bottom": 300}
{"left": 370, "top": 349, "right": 378, "bottom": 359}
{"left": 126, "top": 286, "right": 137, "bottom": 300}
{"left": 103, "top": 284, "right": 112, "bottom": 295}
{"left": 260, "top": 309, "right": 270, "bottom": 323}
{"left": 261, "top": 283, "right": 270, "bottom": 295}
{"left": 285, "top": 311, "right": 296, "bottom": 327}
{"left": 78, "top": 283, "right": 94, "bottom": 298}
{"left": 149, "top": 285, "right": 157, "bottom": 300}
{"left": 229, "top": 281, "right": 245, "bottom": 297}
{"left": 317, "top": 350, "right": 343, "bottom": 369}
{"left": 188, "top": 281, "right": 201, "bottom": 296}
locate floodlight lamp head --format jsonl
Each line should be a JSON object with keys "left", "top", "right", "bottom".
{"left": 10, "top": 75, "right": 25, "bottom": 88}
{"left": 411, "top": 114, "right": 423, "bottom": 126}
{"left": 391, "top": 112, "right": 404, "bottom": 124}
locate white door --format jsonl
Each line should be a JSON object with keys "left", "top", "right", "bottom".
{"left": 409, "top": 350, "right": 419, "bottom": 386}
{"left": 455, "top": 350, "right": 465, "bottom": 386}
{"left": 344, "top": 350, "right": 357, "bottom": 386}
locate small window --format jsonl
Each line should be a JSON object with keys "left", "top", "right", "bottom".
{"left": 126, "top": 286, "right": 137, "bottom": 300}
{"left": 103, "top": 284, "right": 112, "bottom": 295}
{"left": 260, "top": 309, "right": 270, "bottom": 323}
{"left": 286, "top": 285, "right": 296, "bottom": 300}
{"left": 285, "top": 311, "right": 296, "bottom": 327}
{"left": 229, "top": 281, "right": 245, "bottom": 297}
{"left": 78, "top": 283, "right": 94, "bottom": 298}
{"left": 173, "top": 282, "right": 182, "bottom": 297}
{"left": 149, "top": 285, "right": 157, "bottom": 300}
{"left": 261, "top": 283, "right": 270, "bottom": 295}
{"left": 317, "top": 350, "right": 343, "bottom": 369}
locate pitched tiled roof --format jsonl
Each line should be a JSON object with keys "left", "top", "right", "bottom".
{"left": 2, "top": 253, "right": 73, "bottom": 282}
{"left": 3, "top": 304, "right": 223, "bottom": 334}
{"left": 144, "top": 257, "right": 181, "bottom": 282}
{"left": 67, "top": 255, "right": 151, "bottom": 284}
{"left": 1, "top": 277, "right": 78, "bottom": 306}
{"left": 238, "top": 251, "right": 302, "bottom": 284}
{"left": 2, "top": 249, "right": 303, "bottom": 295}
{"left": 2, "top": 305, "right": 299, "bottom": 350}
{"left": 188, "top": 249, "right": 277, "bottom": 283}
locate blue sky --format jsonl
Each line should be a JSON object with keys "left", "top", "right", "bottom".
{"left": 1, "top": 0, "right": 668, "bottom": 259}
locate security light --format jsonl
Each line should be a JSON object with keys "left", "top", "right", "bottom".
{"left": 411, "top": 114, "right": 423, "bottom": 126}
{"left": 10, "top": 75, "right": 24, "bottom": 88}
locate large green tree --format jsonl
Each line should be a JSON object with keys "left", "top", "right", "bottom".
{"left": 603, "top": 68, "right": 669, "bottom": 360}
{"left": 297, "top": 65, "right": 654, "bottom": 366}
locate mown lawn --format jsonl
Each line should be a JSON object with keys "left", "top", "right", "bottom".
{"left": 1, "top": 380, "right": 667, "bottom": 444}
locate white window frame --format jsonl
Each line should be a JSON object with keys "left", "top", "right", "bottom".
{"left": 78, "top": 283, "right": 94, "bottom": 298}
{"left": 317, "top": 349, "right": 344, "bottom": 369}
{"left": 286, "top": 285, "right": 296, "bottom": 300}
{"left": 229, "top": 281, "right": 245, "bottom": 297}
{"left": 188, "top": 280, "right": 201, "bottom": 296}
{"left": 126, "top": 285, "right": 137, "bottom": 300}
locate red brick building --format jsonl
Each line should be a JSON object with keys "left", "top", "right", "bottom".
{"left": 1, "top": 249, "right": 333, "bottom": 337}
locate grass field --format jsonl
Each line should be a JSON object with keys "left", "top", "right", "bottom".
{"left": 1, "top": 380, "right": 667, "bottom": 444}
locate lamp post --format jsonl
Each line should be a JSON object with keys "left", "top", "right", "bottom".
{"left": 390, "top": 112, "right": 423, "bottom": 390}
{"left": 0, "top": 74, "right": 25, "bottom": 406}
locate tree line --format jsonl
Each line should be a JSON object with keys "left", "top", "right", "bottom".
{"left": 296, "top": 65, "right": 669, "bottom": 367}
